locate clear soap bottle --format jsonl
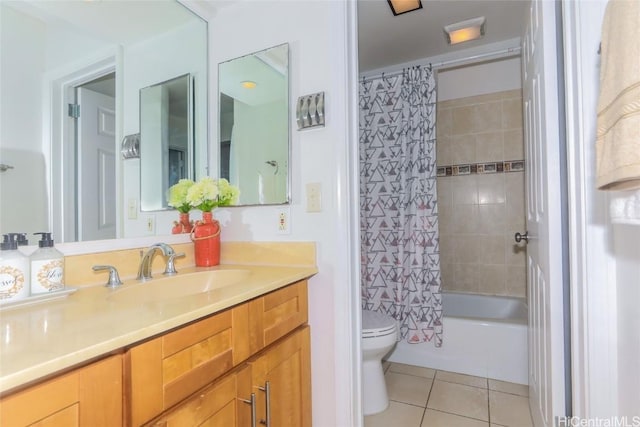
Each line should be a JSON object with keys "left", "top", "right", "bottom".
{"left": 0, "top": 234, "right": 30, "bottom": 302}
{"left": 30, "top": 232, "right": 65, "bottom": 294}
{"left": 10, "top": 232, "right": 29, "bottom": 256}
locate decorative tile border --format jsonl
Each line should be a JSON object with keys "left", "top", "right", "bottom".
{"left": 437, "top": 160, "right": 525, "bottom": 177}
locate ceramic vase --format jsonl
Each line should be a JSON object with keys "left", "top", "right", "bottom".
{"left": 191, "top": 212, "right": 220, "bottom": 266}
{"left": 172, "top": 212, "right": 194, "bottom": 234}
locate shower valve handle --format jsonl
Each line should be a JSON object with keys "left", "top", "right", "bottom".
{"left": 514, "top": 231, "right": 529, "bottom": 243}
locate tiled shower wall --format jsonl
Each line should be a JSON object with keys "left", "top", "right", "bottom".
{"left": 436, "top": 89, "right": 527, "bottom": 297}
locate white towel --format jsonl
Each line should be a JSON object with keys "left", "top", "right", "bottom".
{"left": 610, "top": 189, "right": 640, "bottom": 225}
{"left": 595, "top": 0, "right": 640, "bottom": 191}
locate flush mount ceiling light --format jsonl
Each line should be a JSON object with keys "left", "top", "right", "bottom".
{"left": 241, "top": 80, "right": 257, "bottom": 89}
{"left": 444, "top": 16, "right": 486, "bottom": 45}
{"left": 387, "top": 0, "right": 422, "bottom": 16}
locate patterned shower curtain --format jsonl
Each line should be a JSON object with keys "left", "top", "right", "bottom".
{"left": 359, "top": 66, "right": 443, "bottom": 346}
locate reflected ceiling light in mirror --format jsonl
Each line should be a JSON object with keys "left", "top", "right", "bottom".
{"left": 241, "top": 80, "right": 257, "bottom": 89}
{"left": 444, "top": 16, "right": 486, "bottom": 45}
{"left": 387, "top": 0, "right": 422, "bottom": 16}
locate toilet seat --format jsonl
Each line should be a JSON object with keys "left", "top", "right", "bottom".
{"left": 362, "top": 310, "right": 397, "bottom": 338}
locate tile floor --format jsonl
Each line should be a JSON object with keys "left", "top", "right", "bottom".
{"left": 364, "top": 362, "right": 533, "bottom": 427}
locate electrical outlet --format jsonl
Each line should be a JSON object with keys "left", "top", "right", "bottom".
{"left": 306, "top": 182, "right": 322, "bottom": 213}
{"left": 145, "top": 215, "right": 155, "bottom": 234}
{"left": 127, "top": 199, "right": 138, "bottom": 219}
{"left": 277, "top": 207, "right": 291, "bottom": 234}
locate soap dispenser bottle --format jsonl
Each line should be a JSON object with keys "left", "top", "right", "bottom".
{"left": 30, "top": 232, "right": 64, "bottom": 294}
{"left": 0, "top": 234, "right": 30, "bottom": 302}
{"left": 10, "top": 233, "right": 29, "bottom": 256}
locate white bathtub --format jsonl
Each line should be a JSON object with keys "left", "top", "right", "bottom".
{"left": 386, "top": 292, "right": 528, "bottom": 385}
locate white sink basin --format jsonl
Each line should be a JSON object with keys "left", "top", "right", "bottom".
{"left": 107, "top": 269, "right": 251, "bottom": 303}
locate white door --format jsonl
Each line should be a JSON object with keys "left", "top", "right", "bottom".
{"left": 521, "top": 1, "right": 566, "bottom": 426}
{"left": 77, "top": 87, "right": 116, "bottom": 241}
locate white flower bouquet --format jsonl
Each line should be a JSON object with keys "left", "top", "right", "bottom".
{"left": 186, "top": 177, "right": 240, "bottom": 212}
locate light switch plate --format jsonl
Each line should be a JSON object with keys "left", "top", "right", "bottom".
{"left": 127, "top": 199, "right": 138, "bottom": 219}
{"left": 306, "top": 183, "right": 322, "bottom": 213}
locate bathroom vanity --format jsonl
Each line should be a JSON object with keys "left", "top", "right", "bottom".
{"left": 128, "top": 280, "right": 309, "bottom": 426}
{"left": 0, "top": 242, "right": 316, "bottom": 426}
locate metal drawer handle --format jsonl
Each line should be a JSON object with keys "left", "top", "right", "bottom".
{"left": 258, "top": 381, "right": 271, "bottom": 426}
{"left": 240, "top": 393, "right": 257, "bottom": 427}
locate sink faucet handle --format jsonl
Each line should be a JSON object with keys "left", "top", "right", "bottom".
{"left": 92, "top": 265, "right": 123, "bottom": 288}
{"left": 164, "top": 253, "right": 186, "bottom": 276}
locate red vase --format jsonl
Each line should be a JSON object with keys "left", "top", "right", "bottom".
{"left": 172, "top": 212, "right": 193, "bottom": 234}
{"left": 191, "top": 212, "right": 221, "bottom": 267}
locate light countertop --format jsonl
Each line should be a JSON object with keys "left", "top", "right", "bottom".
{"left": 0, "top": 264, "right": 317, "bottom": 394}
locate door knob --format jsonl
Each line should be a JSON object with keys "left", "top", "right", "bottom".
{"left": 514, "top": 232, "right": 529, "bottom": 243}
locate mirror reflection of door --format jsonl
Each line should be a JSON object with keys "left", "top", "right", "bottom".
{"left": 168, "top": 149, "right": 186, "bottom": 188}
{"left": 219, "top": 93, "right": 234, "bottom": 183}
{"left": 75, "top": 76, "right": 116, "bottom": 241}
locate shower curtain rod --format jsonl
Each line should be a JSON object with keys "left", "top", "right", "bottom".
{"left": 361, "top": 46, "right": 522, "bottom": 80}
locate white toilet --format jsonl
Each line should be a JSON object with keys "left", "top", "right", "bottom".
{"left": 362, "top": 309, "right": 398, "bottom": 415}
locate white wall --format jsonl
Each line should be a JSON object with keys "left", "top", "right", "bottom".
{"left": 614, "top": 224, "right": 640, "bottom": 417}
{"left": 1, "top": 4, "right": 45, "bottom": 153}
{"left": 210, "top": 2, "right": 357, "bottom": 426}
{"left": 437, "top": 56, "right": 521, "bottom": 100}
{"left": 45, "top": 19, "right": 111, "bottom": 72}
{"left": 0, "top": 5, "right": 48, "bottom": 237}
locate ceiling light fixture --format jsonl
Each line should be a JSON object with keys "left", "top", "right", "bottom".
{"left": 241, "top": 81, "right": 257, "bottom": 89}
{"left": 387, "top": 0, "right": 422, "bottom": 16}
{"left": 444, "top": 16, "right": 486, "bottom": 45}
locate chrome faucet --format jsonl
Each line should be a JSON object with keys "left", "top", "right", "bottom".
{"left": 137, "top": 243, "right": 176, "bottom": 281}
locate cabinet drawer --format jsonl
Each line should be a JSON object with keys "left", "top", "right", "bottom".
{"left": 248, "top": 280, "right": 308, "bottom": 352}
{"left": 126, "top": 307, "right": 246, "bottom": 426}
{"left": 0, "top": 355, "right": 122, "bottom": 427}
{"left": 145, "top": 365, "right": 253, "bottom": 427}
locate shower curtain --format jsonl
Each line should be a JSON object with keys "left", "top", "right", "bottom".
{"left": 359, "top": 66, "right": 443, "bottom": 346}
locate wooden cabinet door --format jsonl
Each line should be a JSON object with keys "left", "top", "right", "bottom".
{"left": 247, "top": 280, "right": 308, "bottom": 354}
{"left": 250, "top": 326, "right": 311, "bottom": 427}
{"left": 0, "top": 354, "right": 122, "bottom": 427}
{"left": 145, "top": 365, "right": 254, "bottom": 427}
{"left": 126, "top": 307, "right": 247, "bottom": 426}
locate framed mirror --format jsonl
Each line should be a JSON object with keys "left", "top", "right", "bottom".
{"left": 218, "top": 43, "right": 290, "bottom": 206}
{"left": 140, "top": 74, "right": 193, "bottom": 211}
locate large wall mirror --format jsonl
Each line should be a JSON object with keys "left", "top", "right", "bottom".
{"left": 0, "top": 0, "right": 207, "bottom": 242}
{"left": 219, "top": 43, "right": 290, "bottom": 206}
